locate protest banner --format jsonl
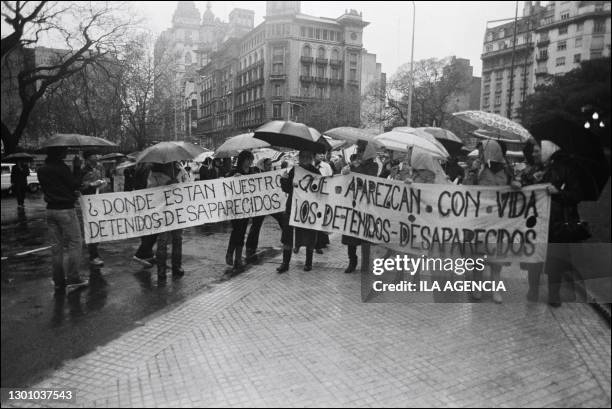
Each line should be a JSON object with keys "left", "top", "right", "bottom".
{"left": 81, "top": 170, "right": 286, "bottom": 244}
{"left": 290, "top": 168, "right": 552, "bottom": 262}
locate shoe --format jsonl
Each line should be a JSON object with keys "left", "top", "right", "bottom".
{"left": 344, "top": 257, "right": 358, "bottom": 274}
{"left": 233, "top": 246, "right": 244, "bottom": 272}
{"left": 133, "top": 256, "right": 153, "bottom": 268}
{"left": 66, "top": 278, "right": 89, "bottom": 292}
{"left": 277, "top": 263, "right": 289, "bottom": 273}
{"left": 492, "top": 291, "right": 503, "bottom": 304}
{"left": 304, "top": 265, "right": 312, "bottom": 272}
{"left": 315, "top": 249, "right": 324, "bottom": 254}
{"left": 90, "top": 257, "right": 104, "bottom": 267}
{"left": 245, "top": 249, "right": 258, "bottom": 263}
{"left": 172, "top": 267, "right": 185, "bottom": 277}
{"left": 548, "top": 301, "right": 562, "bottom": 308}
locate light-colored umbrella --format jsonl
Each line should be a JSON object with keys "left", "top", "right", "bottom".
{"left": 452, "top": 110, "right": 532, "bottom": 143}
{"left": 468, "top": 148, "right": 523, "bottom": 159}
{"left": 100, "top": 153, "right": 125, "bottom": 161}
{"left": 254, "top": 120, "right": 330, "bottom": 153}
{"left": 323, "top": 127, "right": 382, "bottom": 148}
{"left": 418, "top": 127, "right": 464, "bottom": 154}
{"left": 252, "top": 148, "right": 284, "bottom": 164}
{"left": 194, "top": 151, "right": 215, "bottom": 162}
{"left": 214, "top": 133, "right": 271, "bottom": 158}
{"left": 116, "top": 160, "right": 137, "bottom": 171}
{"left": 42, "top": 133, "right": 117, "bottom": 148}
{"left": 322, "top": 135, "right": 349, "bottom": 151}
{"left": 136, "top": 141, "right": 207, "bottom": 164}
{"left": 376, "top": 128, "right": 449, "bottom": 159}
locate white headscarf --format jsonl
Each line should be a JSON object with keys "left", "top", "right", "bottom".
{"left": 540, "top": 140, "right": 561, "bottom": 164}
{"left": 410, "top": 148, "right": 449, "bottom": 184}
{"left": 482, "top": 140, "right": 504, "bottom": 166}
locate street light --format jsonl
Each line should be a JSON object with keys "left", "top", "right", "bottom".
{"left": 406, "top": 1, "right": 416, "bottom": 127}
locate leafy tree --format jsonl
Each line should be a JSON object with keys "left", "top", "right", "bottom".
{"left": 519, "top": 57, "right": 610, "bottom": 142}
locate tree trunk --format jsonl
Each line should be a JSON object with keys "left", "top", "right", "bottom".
{"left": 1, "top": 122, "right": 18, "bottom": 154}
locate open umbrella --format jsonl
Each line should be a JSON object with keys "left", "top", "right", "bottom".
{"left": 452, "top": 110, "right": 532, "bottom": 143}
{"left": 375, "top": 127, "right": 449, "bottom": 159}
{"left": 252, "top": 148, "right": 284, "bottom": 164}
{"left": 194, "top": 151, "right": 215, "bottom": 163}
{"left": 468, "top": 148, "right": 523, "bottom": 159}
{"left": 214, "top": 133, "right": 271, "bottom": 158}
{"left": 417, "top": 127, "right": 464, "bottom": 153}
{"left": 322, "top": 135, "right": 349, "bottom": 151}
{"left": 323, "top": 127, "right": 382, "bottom": 149}
{"left": 100, "top": 153, "right": 125, "bottom": 161}
{"left": 41, "top": 133, "right": 117, "bottom": 148}
{"left": 116, "top": 160, "right": 137, "bottom": 171}
{"left": 136, "top": 141, "right": 208, "bottom": 164}
{"left": 253, "top": 120, "right": 331, "bottom": 153}
{"left": 528, "top": 116, "right": 609, "bottom": 201}
{"left": 3, "top": 152, "right": 35, "bottom": 161}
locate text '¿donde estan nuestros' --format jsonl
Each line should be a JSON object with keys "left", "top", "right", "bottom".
{"left": 81, "top": 170, "right": 287, "bottom": 244}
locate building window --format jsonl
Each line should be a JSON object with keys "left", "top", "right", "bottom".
{"left": 275, "top": 84, "right": 282, "bottom": 97}
{"left": 350, "top": 68, "right": 357, "bottom": 81}
{"left": 556, "top": 57, "right": 566, "bottom": 66}
{"left": 557, "top": 40, "right": 566, "bottom": 51}
{"left": 594, "top": 20, "right": 605, "bottom": 33}
{"left": 483, "top": 73, "right": 491, "bottom": 83}
{"left": 576, "top": 22, "right": 583, "bottom": 32}
{"left": 558, "top": 25, "right": 568, "bottom": 35}
{"left": 485, "top": 44, "right": 493, "bottom": 52}
{"left": 494, "top": 94, "right": 501, "bottom": 106}
{"left": 560, "top": 11, "right": 570, "bottom": 20}
{"left": 331, "top": 49, "right": 339, "bottom": 60}
{"left": 303, "top": 44, "right": 311, "bottom": 57}
{"left": 484, "top": 84, "right": 491, "bottom": 94}
{"left": 317, "top": 65, "right": 325, "bottom": 77}
{"left": 300, "top": 26, "right": 306, "bottom": 37}
{"left": 315, "top": 28, "right": 320, "bottom": 39}
{"left": 495, "top": 70, "right": 503, "bottom": 81}
{"left": 273, "top": 103, "right": 282, "bottom": 119}
{"left": 185, "top": 52, "right": 192, "bottom": 65}
{"left": 323, "top": 30, "right": 328, "bottom": 40}
{"left": 308, "top": 27, "right": 314, "bottom": 38}
{"left": 316, "top": 86, "right": 324, "bottom": 99}
{"left": 591, "top": 50, "right": 603, "bottom": 59}
{"left": 331, "top": 66, "right": 339, "bottom": 79}
{"left": 318, "top": 47, "right": 325, "bottom": 58}
{"left": 483, "top": 95, "right": 489, "bottom": 106}
{"left": 574, "top": 54, "right": 581, "bottom": 63}
{"left": 302, "top": 64, "right": 311, "bottom": 76}
{"left": 272, "top": 47, "right": 284, "bottom": 74}
{"left": 575, "top": 36, "right": 582, "bottom": 48}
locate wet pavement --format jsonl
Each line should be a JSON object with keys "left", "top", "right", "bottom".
{"left": 1, "top": 194, "right": 283, "bottom": 389}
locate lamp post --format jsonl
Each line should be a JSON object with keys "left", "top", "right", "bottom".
{"left": 406, "top": 1, "right": 416, "bottom": 127}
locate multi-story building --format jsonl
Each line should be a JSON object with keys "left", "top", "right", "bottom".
{"left": 480, "top": 1, "right": 611, "bottom": 121}
{"left": 534, "top": 0, "right": 611, "bottom": 85}
{"left": 154, "top": 1, "right": 253, "bottom": 141}
{"left": 193, "top": 1, "right": 373, "bottom": 148}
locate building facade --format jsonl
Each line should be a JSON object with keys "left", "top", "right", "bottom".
{"left": 192, "top": 1, "right": 374, "bottom": 148}
{"left": 480, "top": 1, "right": 611, "bottom": 121}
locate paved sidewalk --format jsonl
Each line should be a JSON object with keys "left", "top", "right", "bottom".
{"left": 4, "top": 235, "right": 611, "bottom": 408}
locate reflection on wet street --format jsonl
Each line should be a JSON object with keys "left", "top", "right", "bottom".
{"left": 1, "top": 194, "right": 281, "bottom": 388}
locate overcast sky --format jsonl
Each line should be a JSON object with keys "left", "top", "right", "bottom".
{"left": 135, "top": 1, "right": 524, "bottom": 77}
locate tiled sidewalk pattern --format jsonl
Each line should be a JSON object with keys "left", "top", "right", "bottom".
{"left": 5, "top": 236, "right": 611, "bottom": 408}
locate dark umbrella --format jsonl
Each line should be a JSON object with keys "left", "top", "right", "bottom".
{"left": 3, "top": 152, "right": 35, "bottom": 161}
{"left": 528, "top": 116, "right": 610, "bottom": 201}
{"left": 41, "top": 133, "right": 117, "bottom": 148}
{"left": 253, "top": 120, "right": 331, "bottom": 153}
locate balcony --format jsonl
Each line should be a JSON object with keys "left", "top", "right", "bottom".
{"left": 269, "top": 73, "right": 287, "bottom": 81}
{"left": 536, "top": 38, "right": 550, "bottom": 47}
{"left": 316, "top": 58, "right": 328, "bottom": 65}
{"left": 300, "top": 56, "right": 313, "bottom": 64}
{"left": 315, "top": 77, "right": 328, "bottom": 84}
{"left": 329, "top": 78, "right": 343, "bottom": 86}
{"left": 300, "top": 75, "right": 314, "bottom": 83}
{"left": 329, "top": 59, "right": 342, "bottom": 66}
{"left": 536, "top": 53, "right": 548, "bottom": 62}
{"left": 481, "top": 42, "right": 534, "bottom": 59}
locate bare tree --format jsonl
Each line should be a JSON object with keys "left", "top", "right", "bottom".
{"left": 362, "top": 57, "right": 472, "bottom": 130}
{"left": 1, "top": 1, "right": 136, "bottom": 153}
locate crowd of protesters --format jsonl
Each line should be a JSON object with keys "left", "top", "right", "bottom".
{"left": 31, "top": 128, "right": 590, "bottom": 307}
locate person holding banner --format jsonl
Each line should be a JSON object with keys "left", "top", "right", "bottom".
{"left": 149, "top": 162, "right": 185, "bottom": 281}
{"left": 225, "top": 151, "right": 257, "bottom": 272}
{"left": 277, "top": 151, "right": 320, "bottom": 273}
{"left": 80, "top": 152, "right": 111, "bottom": 267}
{"left": 340, "top": 141, "right": 379, "bottom": 274}
{"left": 468, "top": 140, "right": 511, "bottom": 303}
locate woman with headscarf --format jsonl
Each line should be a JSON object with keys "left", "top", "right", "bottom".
{"left": 539, "top": 140, "right": 585, "bottom": 307}
{"left": 340, "top": 140, "right": 379, "bottom": 274}
{"left": 470, "top": 139, "right": 510, "bottom": 303}
{"left": 276, "top": 150, "right": 321, "bottom": 273}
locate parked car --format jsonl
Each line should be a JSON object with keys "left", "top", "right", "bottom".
{"left": 1, "top": 163, "right": 40, "bottom": 193}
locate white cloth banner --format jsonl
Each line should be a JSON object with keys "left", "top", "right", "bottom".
{"left": 81, "top": 170, "right": 286, "bottom": 244}
{"left": 290, "top": 168, "right": 552, "bottom": 262}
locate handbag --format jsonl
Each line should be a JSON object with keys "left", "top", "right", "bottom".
{"left": 550, "top": 206, "right": 591, "bottom": 243}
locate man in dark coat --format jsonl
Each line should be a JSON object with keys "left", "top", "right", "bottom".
{"left": 11, "top": 161, "right": 30, "bottom": 207}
